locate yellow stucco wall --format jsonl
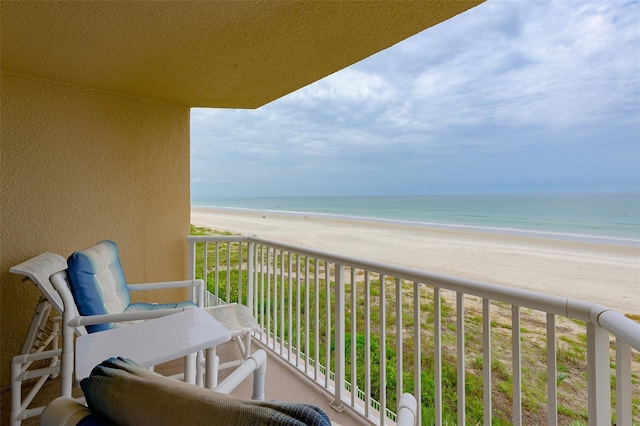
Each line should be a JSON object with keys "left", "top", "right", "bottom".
{"left": 0, "top": 72, "right": 191, "bottom": 387}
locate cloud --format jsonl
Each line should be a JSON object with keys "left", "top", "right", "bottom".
{"left": 289, "top": 68, "right": 394, "bottom": 103}
{"left": 191, "top": 0, "right": 639, "bottom": 197}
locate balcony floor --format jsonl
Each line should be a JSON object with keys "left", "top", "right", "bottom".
{"left": 217, "top": 338, "right": 369, "bottom": 425}
{"left": 1, "top": 337, "right": 367, "bottom": 425}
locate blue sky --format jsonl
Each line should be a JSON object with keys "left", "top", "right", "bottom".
{"left": 190, "top": 0, "right": 640, "bottom": 199}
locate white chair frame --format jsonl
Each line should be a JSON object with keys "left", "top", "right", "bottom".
{"left": 49, "top": 269, "right": 204, "bottom": 397}
{"left": 10, "top": 253, "right": 69, "bottom": 426}
{"left": 9, "top": 252, "right": 204, "bottom": 426}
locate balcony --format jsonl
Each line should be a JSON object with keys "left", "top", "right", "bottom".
{"left": 187, "top": 234, "right": 640, "bottom": 426}
{"left": 4, "top": 234, "right": 639, "bottom": 426}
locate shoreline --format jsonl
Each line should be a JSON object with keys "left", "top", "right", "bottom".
{"left": 191, "top": 206, "right": 640, "bottom": 314}
{"left": 192, "top": 204, "right": 640, "bottom": 247}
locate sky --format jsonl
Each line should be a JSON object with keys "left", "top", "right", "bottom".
{"left": 190, "top": 0, "right": 640, "bottom": 199}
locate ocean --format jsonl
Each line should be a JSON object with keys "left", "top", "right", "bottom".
{"left": 191, "top": 192, "right": 640, "bottom": 247}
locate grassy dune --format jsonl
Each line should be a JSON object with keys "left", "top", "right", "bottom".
{"left": 191, "top": 225, "right": 640, "bottom": 425}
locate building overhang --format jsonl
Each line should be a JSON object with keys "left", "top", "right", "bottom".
{"left": 1, "top": 1, "right": 483, "bottom": 108}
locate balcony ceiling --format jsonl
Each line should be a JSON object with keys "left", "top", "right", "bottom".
{"left": 1, "top": 1, "right": 482, "bottom": 108}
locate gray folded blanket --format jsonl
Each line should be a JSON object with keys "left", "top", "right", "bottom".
{"left": 80, "top": 357, "right": 332, "bottom": 426}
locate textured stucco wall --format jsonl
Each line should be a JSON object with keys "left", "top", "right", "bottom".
{"left": 0, "top": 72, "right": 191, "bottom": 387}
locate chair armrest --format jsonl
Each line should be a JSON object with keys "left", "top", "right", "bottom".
{"left": 128, "top": 279, "right": 204, "bottom": 307}
{"left": 66, "top": 307, "right": 195, "bottom": 327}
{"left": 127, "top": 279, "right": 203, "bottom": 291}
{"left": 40, "top": 397, "right": 91, "bottom": 426}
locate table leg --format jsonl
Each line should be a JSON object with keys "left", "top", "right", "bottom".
{"left": 205, "top": 346, "right": 219, "bottom": 389}
{"left": 184, "top": 353, "right": 196, "bottom": 384}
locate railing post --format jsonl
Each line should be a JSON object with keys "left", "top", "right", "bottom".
{"left": 238, "top": 243, "right": 243, "bottom": 305}
{"left": 187, "top": 239, "right": 196, "bottom": 280}
{"left": 414, "top": 281, "right": 422, "bottom": 426}
{"left": 379, "top": 274, "right": 387, "bottom": 426}
{"left": 456, "top": 293, "right": 465, "bottom": 426}
{"left": 512, "top": 306, "right": 522, "bottom": 426}
{"left": 483, "top": 298, "right": 492, "bottom": 426}
{"left": 214, "top": 243, "right": 219, "bottom": 303}
{"left": 364, "top": 271, "right": 372, "bottom": 419}
{"left": 247, "top": 242, "right": 254, "bottom": 313}
{"left": 226, "top": 242, "right": 231, "bottom": 302}
{"left": 587, "top": 322, "right": 611, "bottom": 426}
{"left": 434, "top": 287, "right": 442, "bottom": 426}
{"left": 616, "top": 339, "right": 632, "bottom": 426}
{"left": 395, "top": 278, "right": 403, "bottom": 405}
{"left": 331, "top": 263, "right": 346, "bottom": 412}
{"left": 187, "top": 239, "right": 196, "bottom": 302}
{"left": 546, "top": 313, "right": 558, "bottom": 426}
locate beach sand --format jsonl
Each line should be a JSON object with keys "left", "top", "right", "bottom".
{"left": 191, "top": 207, "right": 640, "bottom": 315}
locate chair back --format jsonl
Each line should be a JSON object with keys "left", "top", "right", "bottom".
{"left": 10, "top": 252, "right": 68, "bottom": 314}
{"left": 67, "top": 240, "right": 130, "bottom": 333}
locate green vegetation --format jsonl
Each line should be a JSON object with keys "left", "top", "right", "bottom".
{"left": 191, "top": 225, "right": 640, "bottom": 425}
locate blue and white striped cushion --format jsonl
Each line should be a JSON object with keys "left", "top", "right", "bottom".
{"left": 67, "top": 240, "right": 130, "bottom": 333}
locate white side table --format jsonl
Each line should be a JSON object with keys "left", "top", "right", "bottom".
{"left": 75, "top": 308, "right": 230, "bottom": 389}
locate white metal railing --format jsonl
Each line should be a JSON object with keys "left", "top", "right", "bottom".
{"left": 187, "top": 235, "right": 640, "bottom": 426}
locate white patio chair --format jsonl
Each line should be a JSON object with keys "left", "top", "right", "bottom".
{"left": 49, "top": 240, "right": 205, "bottom": 397}
{"left": 9, "top": 252, "right": 69, "bottom": 426}
{"left": 8, "top": 243, "right": 204, "bottom": 425}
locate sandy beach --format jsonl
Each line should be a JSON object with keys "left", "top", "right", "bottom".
{"left": 191, "top": 207, "right": 640, "bottom": 315}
